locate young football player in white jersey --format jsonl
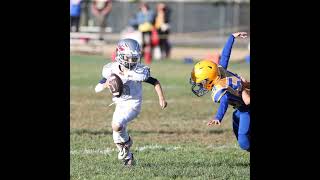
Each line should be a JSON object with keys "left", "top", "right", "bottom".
{"left": 94, "top": 38, "right": 168, "bottom": 166}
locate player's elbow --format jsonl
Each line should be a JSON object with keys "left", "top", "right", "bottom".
{"left": 154, "top": 80, "right": 160, "bottom": 86}
{"left": 144, "top": 77, "right": 159, "bottom": 86}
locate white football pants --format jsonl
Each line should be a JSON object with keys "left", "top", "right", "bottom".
{"left": 112, "top": 101, "right": 141, "bottom": 144}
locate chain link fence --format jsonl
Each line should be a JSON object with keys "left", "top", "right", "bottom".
{"left": 72, "top": 0, "right": 249, "bottom": 48}
{"left": 78, "top": 0, "right": 249, "bottom": 34}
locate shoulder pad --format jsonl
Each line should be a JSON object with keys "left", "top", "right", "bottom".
{"left": 102, "top": 62, "right": 116, "bottom": 78}
{"left": 211, "top": 86, "right": 227, "bottom": 103}
{"left": 134, "top": 64, "right": 150, "bottom": 76}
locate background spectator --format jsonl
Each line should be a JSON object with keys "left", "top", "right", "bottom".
{"left": 91, "top": 0, "right": 113, "bottom": 40}
{"left": 70, "top": 0, "right": 82, "bottom": 32}
{"left": 129, "top": 2, "right": 155, "bottom": 64}
{"left": 154, "top": 3, "right": 171, "bottom": 59}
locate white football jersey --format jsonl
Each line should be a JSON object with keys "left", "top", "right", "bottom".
{"left": 102, "top": 62, "right": 150, "bottom": 108}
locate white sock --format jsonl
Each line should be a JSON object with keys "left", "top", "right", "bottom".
{"left": 112, "top": 127, "right": 129, "bottom": 144}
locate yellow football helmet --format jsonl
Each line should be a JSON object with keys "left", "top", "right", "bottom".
{"left": 190, "top": 60, "right": 220, "bottom": 97}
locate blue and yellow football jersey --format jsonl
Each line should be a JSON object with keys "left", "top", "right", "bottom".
{"left": 212, "top": 34, "right": 249, "bottom": 121}
{"left": 211, "top": 66, "right": 245, "bottom": 109}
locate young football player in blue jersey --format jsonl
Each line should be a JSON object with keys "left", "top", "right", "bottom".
{"left": 95, "top": 38, "right": 168, "bottom": 166}
{"left": 190, "top": 32, "right": 250, "bottom": 151}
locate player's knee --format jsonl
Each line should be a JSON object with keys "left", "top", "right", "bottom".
{"left": 112, "top": 123, "right": 123, "bottom": 132}
{"left": 238, "top": 134, "right": 250, "bottom": 151}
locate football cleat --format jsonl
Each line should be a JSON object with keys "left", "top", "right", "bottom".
{"left": 123, "top": 153, "right": 135, "bottom": 167}
{"left": 117, "top": 137, "right": 133, "bottom": 160}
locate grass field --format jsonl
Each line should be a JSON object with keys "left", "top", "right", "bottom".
{"left": 70, "top": 55, "right": 250, "bottom": 180}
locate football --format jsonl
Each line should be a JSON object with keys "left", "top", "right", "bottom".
{"left": 107, "top": 73, "right": 123, "bottom": 97}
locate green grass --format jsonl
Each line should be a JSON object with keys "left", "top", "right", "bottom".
{"left": 70, "top": 55, "right": 250, "bottom": 180}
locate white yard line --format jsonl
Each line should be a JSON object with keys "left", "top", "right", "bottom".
{"left": 70, "top": 98, "right": 203, "bottom": 106}
{"left": 70, "top": 144, "right": 237, "bottom": 155}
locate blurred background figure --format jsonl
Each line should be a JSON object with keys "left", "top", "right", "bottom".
{"left": 154, "top": 3, "right": 171, "bottom": 59}
{"left": 120, "top": 26, "right": 143, "bottom": 47}
{"left": 91, "top": 0, "right": 113, "bottom": 41}
{"left": 70, "top": 0, "right": 82, "bottom": 32}
{"left": 209, "top": 52, "right": 221, "bottom": 64}
{"left": 71, "top": 0, "right": 250, "bottom": 63}
{"left": 129, "top": 2, "right": 155, "bottom": 64}
{"left": 245, "top": 42, "right": 250, "bottom": 64}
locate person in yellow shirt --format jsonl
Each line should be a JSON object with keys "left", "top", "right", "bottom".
{"left": 154, "top": 3, "right": 171, "bottom": 59}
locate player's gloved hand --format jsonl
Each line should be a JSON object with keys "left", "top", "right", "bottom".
{"left": 207, "top": 119, "right": 221, "bottom": 126}
{"left": 159, "top": 98, "right": 167, "bottom": 109}
{"left": 232, "top": 32, "right": 248, "bottom": 39}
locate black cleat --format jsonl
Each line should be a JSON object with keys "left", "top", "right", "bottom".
{"left": 123, "top": 153, "right": 135, "bottom": 167}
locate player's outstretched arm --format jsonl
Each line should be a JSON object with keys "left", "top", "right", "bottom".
{"left": 207, "top": 94, "right": 229, "bottom": 126}
{"left": 220, "top": 32, "right": 248, "bottom": 69}
{"left": 154, "top": 81, "right": 167, "bottom": 109}
{"left": 144, "top": 77, "right": 167, "bottom": 109}
{"left": 232, "top": 32, "right": 248, "bottom": 39}
{"left": 219, "top": 35, "right": 235, "bottom": 69}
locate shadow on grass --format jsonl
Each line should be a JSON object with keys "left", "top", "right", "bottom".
{"left": 71, "top": 128, "right": 227, "bottom": 136}
{"left": 207, "top": 129, "right": 224, "bottom": 134}
{"left": 138, "top": 160, "right": 249, "bottom": 169}
{"left": 71, "top": 129, "right": 112, "bottom": 136}
{"left": 234, "top": 162, "right": 250, "bottom": 167}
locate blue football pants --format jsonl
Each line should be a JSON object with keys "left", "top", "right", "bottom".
{"left": 232, "top": 109, "right": 250, "bottom": 151}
